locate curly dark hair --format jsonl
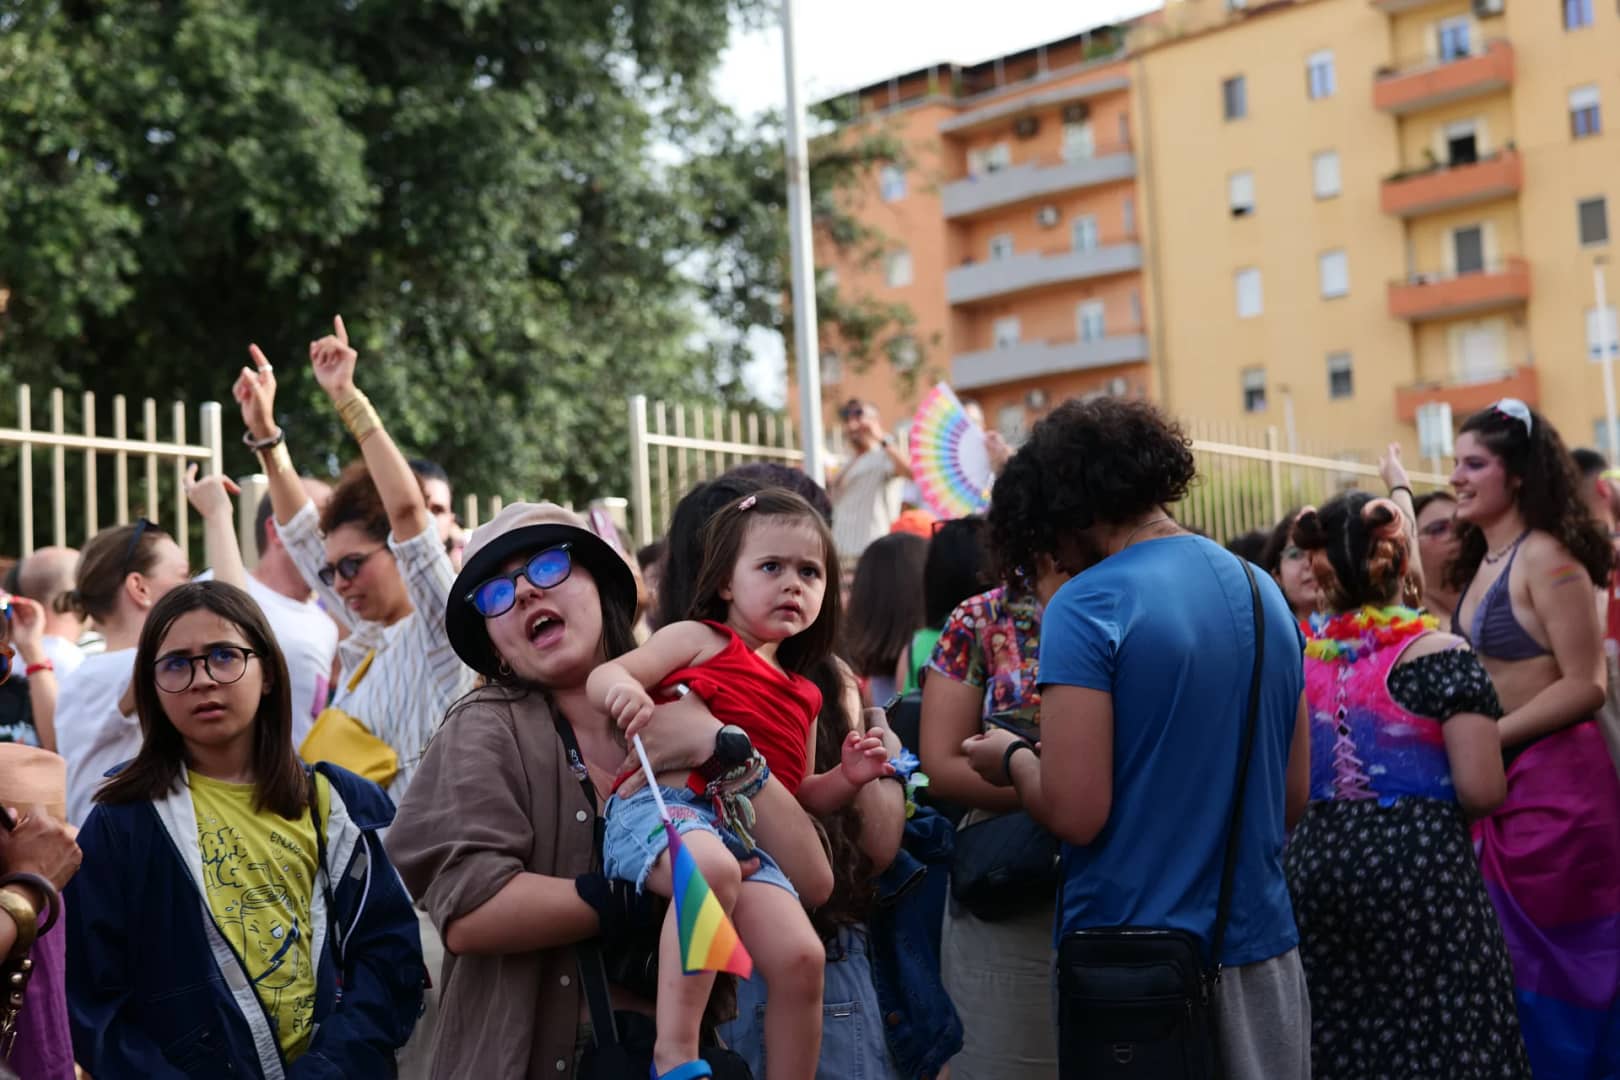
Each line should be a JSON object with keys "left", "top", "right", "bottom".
{"left": 925, "top": 517, "right": 988, "bottom": 627}
{"left": 987, "top": 397, "right": 1196, "bottom": 583}
{"left": 1448, "top": 405, "right": 1613, "bottom": 590}
{"left": 319, "top": 462, "right": 391, "bottom": 542}
{"left": 1292, "top": 493, "right": 1410, "bottom": 612}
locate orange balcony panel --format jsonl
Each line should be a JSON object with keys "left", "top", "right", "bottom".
{"left": 1373, "top": 40, "right": 1514, "bottom": 115}
{"left": 1380, "top": 149, "right": 1522, "bottom": 218}
{"left": 1395, "top": 367, "right": 1538, "bottom": 424}
{"left": 1387, "top": 258, "right": 1530, "bottom": 322}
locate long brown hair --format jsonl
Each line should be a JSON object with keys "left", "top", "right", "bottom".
{"left": 844, "top": 532, "right": 928, "bottom": 679}
{"left": 687, "top": 489, "right": 841, "bottom": 676}
{"left": 66, "top": 519, "right": 174, "bottom": 620}
{"left": 96, "top": 581, "right": 307, "bottom": 819}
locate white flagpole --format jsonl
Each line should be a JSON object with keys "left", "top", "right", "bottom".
{"left": 630, "top": 735, "right": 672, "bottom": 825}
{"left": 782, "top": 0, "right": 825, "bottom": 485}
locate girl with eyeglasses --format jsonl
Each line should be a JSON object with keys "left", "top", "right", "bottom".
{"left": 1261, "top": 509, "right": 1322, "bottom": 624}
{"left": 1412, "top": 491, "right": 1461, "bottom": 628}
{"left": 65, "top": 581, "right": 423, "bottom": 1078}
{"left": 1448, "top": 400, "right": 1620, "bottom": 1075}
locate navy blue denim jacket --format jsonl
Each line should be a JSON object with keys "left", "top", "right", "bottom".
{"left": 868, "top": 806, "right": 962, "bottom": 1078}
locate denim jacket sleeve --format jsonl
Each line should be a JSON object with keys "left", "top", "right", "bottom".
{"left": 290, "top": 825, "right": 425, "bottom": 1078}
{"left": 65, "top": 808, "right": 191, "bottom": 1080}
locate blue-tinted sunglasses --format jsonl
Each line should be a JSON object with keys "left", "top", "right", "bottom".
{"left": 467, "top": 544, "right": 573, "bottom": 618}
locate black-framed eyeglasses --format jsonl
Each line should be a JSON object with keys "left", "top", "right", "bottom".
{"left": 121, "top": 517, "right": 153, "bottom": 577}
{"left": 154, "top": 646, "right": 260, "bottom": 694}
{"left": 317, "top": 547, "right": 387, "bottom": 587}
{"left": 466, "top": 544, "right": 573, "bottom": 618}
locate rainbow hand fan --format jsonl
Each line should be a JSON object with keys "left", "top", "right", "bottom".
{"left": 630, "top": 736, "right": 754, "bottom": 977}
{"left": 909, "top": 384, "right": 992, "bottom": 519}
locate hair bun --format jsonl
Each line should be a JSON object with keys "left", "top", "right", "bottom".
{"left": 1291, "top": 507, "right": 1326, "bottom": 550}
{"left": 1361, "top": 497, "right": 1405, "bottom": 541}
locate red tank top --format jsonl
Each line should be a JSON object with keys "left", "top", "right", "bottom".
{"left": 656, "top": 622, "right": 822, "bottom": 794}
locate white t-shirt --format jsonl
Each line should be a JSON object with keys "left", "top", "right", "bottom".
{"left": 57, "top": 649, "right": 137, "bottom": 826}
{"left": 41, "top": 635, "right": 85, "bottom": 679}
{"left": 242, "top": 575, "right": 338, "bottom": 747}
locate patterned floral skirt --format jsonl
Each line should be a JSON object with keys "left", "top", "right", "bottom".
{"left": 1283, "top": 797, "right": 1531, "bottom": 1079}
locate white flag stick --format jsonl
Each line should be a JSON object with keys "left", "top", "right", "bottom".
{"left": 630, "top": 734, "right": 672, "bottom": 825}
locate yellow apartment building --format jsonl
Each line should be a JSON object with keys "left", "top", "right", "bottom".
{"left": 809, "top": 0, "right": 1618, "bottom": 459}
{"left": 797, "top": 26, "right": 1153, "bottom": 444}
{"left": 1138, "top": 0, "right": 1618, "bottom": 458}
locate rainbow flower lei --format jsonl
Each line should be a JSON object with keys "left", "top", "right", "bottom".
{"left": 1303, "top": 605, "right": 1437, "bottom": 663}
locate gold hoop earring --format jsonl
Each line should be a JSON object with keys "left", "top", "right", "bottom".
{"left": 497, "top": 659, "right": 513, "bottom": 678}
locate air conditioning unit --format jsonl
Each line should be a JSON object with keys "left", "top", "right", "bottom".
{"left": 1062, "top": 103, "right": 1091, "bottom": 124}
{"left": 1472, "top": 0, "right": 1503, "bottom": 16}
{"left": 1014, "top": 116, "right": 1039, "bottom": 139}
{"left": 1025, "top": 389, "right": 1049, "bottom": 410}
{"left": 1035, "top": 205, "right": 1061, "bottom": 228}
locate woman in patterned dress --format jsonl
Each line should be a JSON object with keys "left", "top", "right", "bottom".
{"left": 1284, "top": 492, "right": 1530, "bottom": 1079}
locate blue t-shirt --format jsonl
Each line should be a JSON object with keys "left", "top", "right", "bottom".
{"left": 1038, "top": 534, "right": 1303, "bottom": 968}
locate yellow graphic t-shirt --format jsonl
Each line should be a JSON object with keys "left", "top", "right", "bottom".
{"left": 191, "top": 771, "right": 331, "bottom": 1060}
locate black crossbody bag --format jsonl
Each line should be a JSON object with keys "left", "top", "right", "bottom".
{"left": 1055, "top": 557, "right": 1267, "bottom": 1080}
{"left": 549, "top": 712, "right": 752, "bottom": 1080}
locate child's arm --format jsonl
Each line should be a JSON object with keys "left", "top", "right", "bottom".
{"left": 586, "top": 621, "right": 724, "bottom": 737}
{"left": 795, "top": 671, "right": 895, "bottom": 815}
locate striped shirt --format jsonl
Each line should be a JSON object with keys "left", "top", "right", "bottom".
{"left": 281, "top": 501, "right": 476, "bottom": 803}
{"left": 831, "top": 446, "right": 901, "bottom": 561}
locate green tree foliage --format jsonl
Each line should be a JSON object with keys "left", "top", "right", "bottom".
{"left": 0, "top": 0, "right": 911, "bottom": 540}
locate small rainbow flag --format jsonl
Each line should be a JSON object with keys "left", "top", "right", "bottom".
{"left": 631, "top": 736, "right": 754, "bottom": 978}
{"left": 667, "top": 823, "right": 753, "bottom": 977}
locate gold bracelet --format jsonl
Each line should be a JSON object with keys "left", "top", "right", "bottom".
{"left": 335, "top": 391, "right": 381, "bottom": 444}
{"left": 0, "top": 889, "right": 39, "bottom": 959}
{"left": 257, "top": 441, "right": 293, "bottom": 475}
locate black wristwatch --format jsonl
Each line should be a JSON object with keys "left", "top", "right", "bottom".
{"left": 696, "top": 725, "right": 755, "bottom": 784}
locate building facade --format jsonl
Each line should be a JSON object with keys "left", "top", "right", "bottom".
{"left": 805, "top": 0, "right": 1618, "bottom": 458}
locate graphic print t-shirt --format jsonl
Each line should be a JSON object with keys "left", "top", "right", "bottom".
{"left": 190, "top": 772, "right": 330, "bottom": 1059}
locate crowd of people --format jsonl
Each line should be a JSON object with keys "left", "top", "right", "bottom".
{"left": 0, "top": 319, "right": 1616, "bottom": 1080}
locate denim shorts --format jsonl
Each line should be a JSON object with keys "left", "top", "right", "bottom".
{"left": 602, "top": 785, "right": 797, "bottom": 899}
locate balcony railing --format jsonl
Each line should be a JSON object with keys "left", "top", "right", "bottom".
{"left": 1373, "top": 39, "right": 1514, "bottom": 115}
{"left": 943, "top": 143, "right": 1136, "bottom": 219}
{"left": 1380, "top": 147, "right": 1522, "bottom": 217}
{"left": 951, "top": 333, "right": 1150, "bottom": 390}
{"left": 1387, "top": 257, "right": 1530, "bottom": 321}
{"left": 1369, "top": 0, "right": 1469, "bottom": 13}
{"left": 1395, "top": 366, "right": 1538, "bottom": 422}
{"left": 948, "top": 237, "right": 1142, "bottom": 305}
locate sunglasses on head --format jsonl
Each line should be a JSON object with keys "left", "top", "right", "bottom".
{"left": 317, "top": 547, "right": 387, "bottom": 587}
{"left": 467, "top": 544, "right": 573, "bottom": 618}
{"left": 120, "top": 517, "right": 153, "bottom": 577}
{"left": 1490, "top": 397, "right": 1533, "bottom": 435}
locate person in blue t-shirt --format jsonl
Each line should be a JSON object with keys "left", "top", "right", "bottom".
{"left": 963, "top": 397, "right": 1312, "bottom": 1080}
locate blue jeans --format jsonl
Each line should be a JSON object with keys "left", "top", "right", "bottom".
{"left": 602, "top": 785, "right": 796, "bottom": 897}
{"left": 718, "top": 926, "right": 904, "bottom": 1080}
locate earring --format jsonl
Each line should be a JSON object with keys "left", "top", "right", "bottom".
{"left": 497, "top": 659, "right": 513, "bottom": 678}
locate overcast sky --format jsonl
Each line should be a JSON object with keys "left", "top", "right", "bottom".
{"left": 712, "top": 0, "right": 1160, "bottom": 404}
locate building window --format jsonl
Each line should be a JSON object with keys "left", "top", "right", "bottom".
{"left": 820, "top": 350, "right": 842, "bottom": 385}
{"left": 1327, "top": 352, "right": 1354, "bottom": 399}
{"left": 1228, "top": 170, "right": 1256, "bottom": 217}
{"left": 1118, "top": 112, "right": 1131, "bottom": 148}
{"left": 1223, "top": 76, "right": 1247, "bottom": 121}
{"left": 1588, "top": 305, "right": 1619, "bottom": 360}
{"left": 993, "top": 316, "right": 1021, "bottom": 348}
{"left": 968, "top": 143, "right": 1011, "bottom": 178}
{"left": 1452, "top": 226, "right": 1485, "bottom": 275}
{"left": 1437, "top": 17, "right": 1472, "bottom": 60}
{"left": 1565, "top": 0, "right": 1594, "bottom": 29}
{"left": 886, "top": 250, "right": 913, "bottom": 287}
{"left": 997, "top": 404, "right": 1026, "bottom": 441}
{"left": 1242, "top": 367, "right": 1266, "bottom": 413}
{"left": 1071, "top": 215, "right": 1099, "bottom": 253}
{"left": 1306, "top": 50, "right": 1336, "bottom": 100}
{"left": 1129, "top": 289, "right": 1143, "bottom": 328}
{"left": 1077, "top": 300, "right": 1106, "bottom": 343}
{"left": 1570, "top": 86, "right": 1602, "bottom": 138}
{"left": 1579, "top": 196, "right": 1610, "bottom": 246}
{"left": 890, "top": 334, "right": 920, "bottom": 372}
{"left": 1122, "top": 196, "right": 1136, "bottom": 237}
{"left": 988, "top": 234, "right": 1014, "bottom": 261}
{"left": 1312, "top": 150, "right": 1341, "bottom": 198}
{"left": 1062, "top": 121, "right": 1095, "bottom": 162}
{"left": 879, "top": 164, "right": 906, "bottom": 202}
{"left": 1319, "top": 249, "right": 1349, "bottom": 298}
{"left": 1235, "top": 268, "right": 1263, "bottom": 318}
{"left": 1444, "top": 121, "right": 1480, "bottom": 165}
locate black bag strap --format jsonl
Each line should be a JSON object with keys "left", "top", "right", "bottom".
{"left": 307, "top": 766, "right": 343, "bottom": 967}
{"left": 1208, "top": 557, "right": 1266, "bottom": 979}
{"left": 547, "top": 703, "right": 622, "bottom": 1049}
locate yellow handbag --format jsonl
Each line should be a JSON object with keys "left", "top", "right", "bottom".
{"left": 299, "top": 650, "right": 398, "bottom": 788}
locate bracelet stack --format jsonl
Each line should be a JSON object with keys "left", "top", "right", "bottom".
{"left": 0, "top": 872, "right": 61, "bottom": 1057}
{"left": 335, "top": 391, "right": 382, "bottom": 444}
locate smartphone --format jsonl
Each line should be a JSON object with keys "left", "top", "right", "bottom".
{"left": 984, "top": 710, "right": 1037, "bottom": 740}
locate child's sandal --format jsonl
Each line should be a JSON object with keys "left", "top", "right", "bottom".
{"left": 651, "top": 1063, "right": 713, "bottom": 1080}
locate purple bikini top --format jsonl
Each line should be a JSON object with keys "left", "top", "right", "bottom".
{"left": 1455, "top": 533, "right": 1548, "bottom": 662}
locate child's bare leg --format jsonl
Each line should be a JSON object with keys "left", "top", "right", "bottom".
{"left": 643, "top": 829, "right": 743, "bottom": 1074}
{"left": 731, "top": 880, "right": 825, "bottom": 1080}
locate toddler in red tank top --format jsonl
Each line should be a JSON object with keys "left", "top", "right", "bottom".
{"left": 587, "top": 489, "right": 895, "bottom": 1080}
